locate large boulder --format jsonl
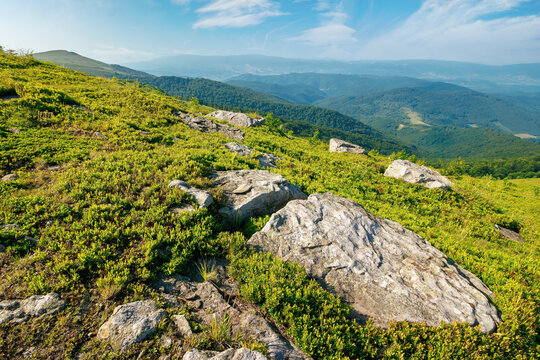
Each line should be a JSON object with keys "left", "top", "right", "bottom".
{"left": 97, "top": 300, "right": 167, "bottom": 350}
{"left": 212, "top": 170, "right": 306, "bottom": 223}
{"left": 207, "top": 111, "right": 264, "bottom": 128}
{"left": 248, "top": 193, "right": 501, "bottom": 333}
{"left": 176, "top": 111, "right": 245, "bottom": 142}
{"left": 0, "top": 293, "right": 65, "bottom": 325}
{"left": 384, "top": 160, "right": 453, "bottom": 189}
{"left": 223, "top": 142, "right": 281, "bottom": 169}
{"left": 169, "top": 180, "right": 214, "bottom": 208}
{"left": 329, "top": 139, "right": 366, "bottom": 154}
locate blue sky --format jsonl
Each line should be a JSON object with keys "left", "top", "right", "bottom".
{"left": 1, "top": 0, "right": 539, "bottom": 64}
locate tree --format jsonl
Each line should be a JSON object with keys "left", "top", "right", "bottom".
{"left": 265, "top": 112, "right": 281, "bottom": 132}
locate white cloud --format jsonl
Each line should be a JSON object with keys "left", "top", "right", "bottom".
{"left": 191, "top": 0, "right": 286, "bottom": 29}
{"left": 92, "top": 45, "right": 154, "bottom": 63}
{"left": 358, "top": 0, "right": 540, "bottom": 64}
{"left": 289, "top": 2, "right": 357, "bottom": 52}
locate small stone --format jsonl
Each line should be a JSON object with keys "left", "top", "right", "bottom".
{"left": 97, "top": 300, "right": 167, "bottom": 350}
{"left": 140, "top": 131, "right": 151, "bottom": 135}
{"left": 1, "top": 174, "right": 18, "bottom": 182}
{"left": 0, "top": 293, "right": 65, "bottom": 325}
{"left": 1, "top": 223, "right": 19, "bottom": 231}
{"left": 94, "top": 132, "right": 107, "bottom": 139}
{"left": 494, "top": 224, "right": 524, "bottom": 243}
{"left": 232, "top": 183, "right": 252, "bottom": 194}
{"left": 169, "top": 180, "right": 213, "bottom": 208}
{"left": 161, "top": 335, "right": 173, "bottom": 348}
{"left": 8, "top": 128, "right": 20, "bottom": 133}
{"left": 173, "top": 314, "right": 193, "bottom": 337}
{"left": 47, "top": 166, "right": 60, "bottom": 172}
{"left": 329, "top": 138, "right": 366, "bottom": 154}
{"left": 170, "top": 205, "right": 197, "bottom": 215}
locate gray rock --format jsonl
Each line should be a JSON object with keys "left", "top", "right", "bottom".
{"left": 207, "top": 111, "right": 265, "bottom": 128}
{"left": 0, "top": 293, "right": 66, "bottom": 325}
{"left": 173, "top": 314, "right": 193, "bottom": 337}
{"left": 169, "top": 180, "right": 214, "bottom": 208}
{"left": 94, "top": 131, "right": 107, "bottom": 139}
{"left": 155, "top": 275, "right": 310, "bottom": 360}
{"left": 329, "top": 138, "right": 366, "bottom": 154}
{"left": 183, "top": 348, "right": 267, "bottom": 360}
{"left": 494, "top": 224, "right": 523, "bottom": 243}
{"left": 2, "top": 173, "right": 18, "bottom": 182}
{"left": 97, "top": 300, "right": 167, "bottom": 350}
{"left": 212, "top": 170, "right": 306, "bottom": 223}
{"left": 384, "top": 160, "right": 453, "bottom": 189}
{"left": 223, "top": 142, "right": 281, "bottom": 169}
{"left": 176, "top": 112, "right": 245, "bottom": 142}
{"left": 1, "top": 223, "right": 19, "bottom": 231}
{"left": 170, "top": 204, "right": 197, "bottom": 215}
{"left": 248, "top": 193, "right": 501, "bottom": 333}
{"left": 8, "top": 128, "right": 20, "bottom": 133}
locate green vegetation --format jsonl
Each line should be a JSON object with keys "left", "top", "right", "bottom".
{"left": 0, "top": 51, "right": 538, "bottom": 359}
{"left": 430, "top": 156, "right": 540, "bottom": 179}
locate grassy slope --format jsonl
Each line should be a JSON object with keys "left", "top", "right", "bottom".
{"left": 33, "top": 50, "right": 412, "bottom": 155}
{"left": 0, "top": 53, "right": 538, "bottom": 359}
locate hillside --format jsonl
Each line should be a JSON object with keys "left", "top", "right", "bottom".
{"left": 1, "top": 50, "right": 539, "bottom": 360}
{"left": 34, "top": 50, "right": 149, "bottom": 78}
{"left": 34, "top": 51, "right": 410, "bottom": 155}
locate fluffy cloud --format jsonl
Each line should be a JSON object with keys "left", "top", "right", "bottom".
{"left": 359, "top": 0, "right": 540, "bottom": 64}
{"left": 185, "top": 0, "right": 285, "bottom": 29}
{"left": 288, "top": 1, "right": 356, "bottom": 55}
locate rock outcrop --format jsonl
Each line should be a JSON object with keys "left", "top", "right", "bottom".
{"left": 207, "top": 111, "right": 264, "bottom": 128}
{"left": 212, "top": 170, "right": 306, "bottom": 223}
{"left": 223, "top": 142, "right": 281, "bottom": 169}
{"left": 248, "top": 193, "right": 501, "bottom": 333}
{"left": 0, "top": 293, "right": 65, "bottom": 325}
{"left": 97, "top": 300, "right": 167, "bottom": 350}
{"left": 184, "top": 348, "right": 267, "bottom": 360}
{"left": 1, "top": 173, "right": 18, "bottom": 182}
{"left": 154, "top": 274, "right": 310, "bottom": 360}
{"left": 384, "top": 160, "right": 453, "bottom": 189}
{"left": 329, "top": 139, "right": 366, "bottom": 154}
{"left": 169, "top": 180, "right": 214, "bottom": 208}
{"left": 176, "top": 112, "right": 245, "bottom": 142}
{"left": 494, "top": 224, "right": 523, "bottom": 243}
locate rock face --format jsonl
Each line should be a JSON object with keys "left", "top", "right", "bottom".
{"left": 169, "top": 180, "right": 214, "bottom": 208}
{"left": 184, "top": 348, "right": 267, "bottom": 360}
{"left": 329, "top": 139, "right": 366, "bottom": 154}
{"left": 97, "top": 300, "right": 167, "bottom": 350}
{"left": 494, "top": 225, "right": 523, "bottom": 243}
{"left": 212, "top": 170, "right": 306, "bottom": 223}
{"left": 1, "top": 173, "right": 18, "bottom": 182}
{"left": 384, "top": 160, "right": 453, "bottom": 189}
{"left": 173, "top": 314, "right": 193, "bottom": 337}
{"left": 248, "top": 193, "right": 501, "bottom": 333}
{"left": 223, "top": 142, "right": 281, "bottom": 169}
{"left": 207, "top": 111, "right": 264, "bottom": 128}
{"left": 176, "top": 111, "right": 245, "bottom": 142}
{"left": 154, "top": 274, "right": 310, "bottom": 360}
{"left": 0, "top": 293, "right": 65, "bottom": 325}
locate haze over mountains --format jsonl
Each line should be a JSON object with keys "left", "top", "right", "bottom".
{"left": 35, "top": 50, "right": 540, "bottom": 159}
{"left": 127, "top": 54, "right": 540, "bottom": 94}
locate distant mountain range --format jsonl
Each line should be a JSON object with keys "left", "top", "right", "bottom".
{"left": 126, "top": 54, "right": 540, "bottom": 94}
{"left": 34, "top": 50, "right": 540, "bottom": 159}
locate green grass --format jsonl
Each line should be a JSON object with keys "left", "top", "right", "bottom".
{"left": 0, "top": 51, "right": 538, "bottom": 359}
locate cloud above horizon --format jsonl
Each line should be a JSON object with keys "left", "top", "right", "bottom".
{"left": 288, "top": 1, "right": 356, "bottom": 57}
{"left": 177, "top": 0, "right": 286, "bottom": 29}
{"left": 358, "top": 0, "right": 540, "bottom": 63}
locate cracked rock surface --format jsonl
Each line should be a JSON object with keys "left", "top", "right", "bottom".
{"left": 329, "top": 138, "right": 366, "bottom": 154}
{"left": 223, "top": 142, "right": 281, "bottom": 169}
{"left": 207, "top": 111, "right": 264, "bottom": 128}
{"left": 212, "top": 170, "right": 306, "bottom": 223}
{"left": 248, "top": 192, "right": 501, "bottom": 333}
{"left": 176, "top": 112, "right": 245, "bottom": 142}
{"left": 0, "top": 293, "right": 65, "bottom": 325}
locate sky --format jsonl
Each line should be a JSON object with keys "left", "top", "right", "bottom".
{"left": 1, "top": 0, "right": 539, "bottom": 65}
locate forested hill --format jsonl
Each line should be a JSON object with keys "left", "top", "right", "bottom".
{"left": 34, "top": 51, "right": 411, "bottom": 155}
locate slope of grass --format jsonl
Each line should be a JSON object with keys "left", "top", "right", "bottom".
{"left": 0, "top": 51, "right": 538, "bottom": 359}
